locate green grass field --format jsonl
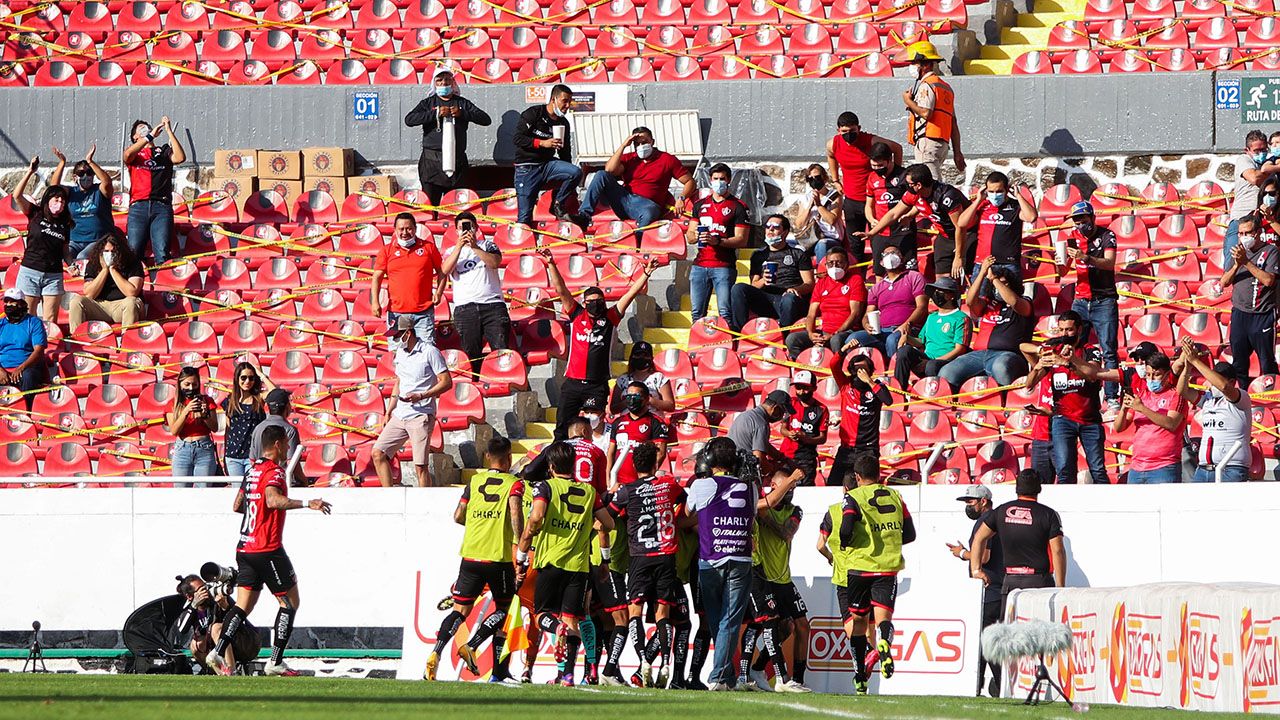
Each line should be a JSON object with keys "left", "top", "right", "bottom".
{"left": 0, "top": 674, "right": 1250, "bottom": 720}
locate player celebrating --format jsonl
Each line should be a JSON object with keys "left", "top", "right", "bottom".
{"left": 516, "top": 441, "right": 615, "bottom": 687}
{"left": 207, "top": 424, "right": 332, "bottom": 677}
{"left": 426, "top": 435, "right": 524, "bottom": 683}
{"left": 838, "top": 453, "right": 915, "bottom": 694}
{"left": 607, "top": 442, "right": 686, "bottom": 687}
{"left": 607, "top": 382, "right": 670, "bottom": 488}
{"left": 754, "top": 479, "right": 811, "bottom": 692}
{"left": 817, "top": 494, "right": 857, "bottom": 679}
{"left": 568, "top": 416, "right": 608, "bottom": 496}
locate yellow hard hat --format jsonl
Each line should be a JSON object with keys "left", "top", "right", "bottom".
{"left": 907, "top": 40, "right": 943, "bottom": 62}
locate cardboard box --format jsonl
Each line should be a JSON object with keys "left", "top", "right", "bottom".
{"left": 302, "top": 176, "right": 347, "bottom": 204}
{"left": 259, "top": 179, "right": 303, "bottom": 208}
{"left": 209, "top": 176, "right": 256, "bottom": 213}
{"left": 347, "top": 174, "right": 396, "bottom": 201}
{"left": 302, "top": 147, "right": 355, "bottom": 177}
{"left": 257, "top": 150, "right": 302, "bottom": 180}
{"left": 213, "top": 149, "right": 258, "bottom": 177}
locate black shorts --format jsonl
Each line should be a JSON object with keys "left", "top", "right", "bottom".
{"left": 534, "top": 565, "right": 588, "bottom": 619}
{"left": 590, "top": 564, "right": 628, "bottom": 613}
{"left": 846, "top": 572, "right": 897, "bottom": 616}
{"left": 236, "top": 549, "right": 296, "bottom": 595}
{"left": 835, "top": 585, "right": 852, "bottom": 622}
{"left": 770, "top": 581, "right": 808, "bottom": 620}
{"left": 747, "top": 566, "right": 780, "bottom": 623}
{"left": 628, "top": 555, "right": 678, "bottom": 606}
{"left": 452, "top": 559, "right": 516, "bottom": 606}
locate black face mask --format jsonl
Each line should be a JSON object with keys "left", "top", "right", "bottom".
{"left": 964, "top": 505, "right": 982, "bottom": 521}
{"left": 1059, "top": 333, "right": 1080, "bottom": 348}
{"left": 628, "top": 357, "right": 652, "bottom": 373}
{"left": 1077, "top": 221, "right": 1095, "bottom": 236}
{"left": 180, "top": 386, "right": 199, "bottom": 400}
{"left": 806, "top": 176, "right": 825, "bottom": 190}
{"left": 872, "top": 165, "right": 889, "bottom": 177}
{"left": 625, "top": 395, "right": 646, "bottom": 414}
{"left": 929, "top": 290, "right": 953, "bottom": 306}
{"left": 3, "top": 304, "right": 24, "bottom": 322}
{"left": 585, "top": 298, "right": 606, "bottom": 317}
{"left": 842, "top": 129, "right": 859, "bottom": 144}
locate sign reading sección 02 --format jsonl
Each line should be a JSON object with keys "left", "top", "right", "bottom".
{"left": 1242, "top": 77, "right": 1280, "bottom": 122}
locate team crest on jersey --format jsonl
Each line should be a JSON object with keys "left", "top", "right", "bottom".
{"left": 416, "top": 248, "right": 424, "bottom": 256}
{"left": 638, "top": 423, "right": 649, "bottom": 433}
{"left": 783, "top": 255, "right": 794, "bottom": 266}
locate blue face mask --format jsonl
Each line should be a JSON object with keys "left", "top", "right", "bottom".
{"left": 1146, "top": 377, "right": 1164, "bottom": 393}
{"left": 710, "top": 179, "right": 729, "bottom": 196}
{"left": 1256, "top": 152, "right": 1270, "bottom": 165}
{"left": 552, "top": 105, "right": 566, "bottom": 118}
{"left": 987, "top": 192, "right": 1006, "bottom": 206}
{"left": 1266, "top": 195, "right": 1277, "bottom": 208}
{"left": 435, "top": 85, "right": 453, "bottom": 99}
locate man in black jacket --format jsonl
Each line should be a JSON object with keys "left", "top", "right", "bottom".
{"left": 404, "top": 68, "right": 493, "bottom": 212}
{"left": 513, "top": 84, "right": 584, "bottom": 227}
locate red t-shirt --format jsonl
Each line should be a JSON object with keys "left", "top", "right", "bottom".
{"left": 692, "top": 195, "right": 749, "bottom": 268}
{"left": 1032, "top": 377, "right": 1053, "bottom": 442}
{"left": 237, "top": 458, "right": 287, "bottom": 553}
{"left": 621, "top": 150, "right": 685, "bottom": 210}
{"left": 811, "top": 274, "right": 866, "bottom": 333}
{"left": 177, "top": 394, "right": 215, "bottom": 439}
{"left": 569, "top": 437, "right": 607, "bottom": 497}
{"left": 1129, "top": 384, "right": 1187, "bottom": 472}
{"left": 609, "top": 411, "right": 671, "bottom": 485}
{"left": 832, "top": 131, "right": 874, "bottom": 201}
{"left": 374, "top": 240, "right": 443, "bottom": 314}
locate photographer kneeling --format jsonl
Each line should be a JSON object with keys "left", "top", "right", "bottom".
{"left": 176, "top": 574, "right": 260, "bottom": 674}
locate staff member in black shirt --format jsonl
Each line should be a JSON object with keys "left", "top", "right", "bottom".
{"left": 947, "top": 485, "right": 1003, "bottom": 697}
{"left": 512, "top": 84, "right": 585, "bottom": 228}
{"left": 537, "top": 247, "right": 658, "bottom": 440}
{"left": 404, "top": 68, "right": 492, "bottom": 213}
{"left": 970, "top": 469, "right": 1065, "bottom": 615}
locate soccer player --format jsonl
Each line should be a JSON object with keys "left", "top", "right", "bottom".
{"left": 817, "top": 496, "right": 856, "bottom": 678}
{"left": 426, "top": 435, "right": 524, "bottom": 683}
{"left": 568, "top": 416, "right": 608, "bottom": 496}
{"left": 606, "top": 442, "right": 685, "bottom": 687}
{"left": 607, "top": 382, "right": 670, "bottom": 488}
{"left": 753, "top": 481, "right": 811, "bottom": 692}
{"left": 591, "top": 511, "right": 630, "bottom": 685}
{"left": 207, "top": 424, "right": 332, "bottom": 677}
{"left": 838, "top": 452, "right": 916, "bottom": 695}
{"left": 516, "top": 441, "right": 615, "bottom": 687}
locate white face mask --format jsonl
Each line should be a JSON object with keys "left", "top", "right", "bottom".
{"left": 136, "top": 125, "right": 151, "bottom": 140}
{"left": 397, "top": 236, "right": 415, "bottom": 249}
{"left": 635, "top": 143, "right": 654, "bottom": 159}
{"left": 1135, "top": 364, "right": 1148, "bottom": 379}
{"left": 583, "top": 413, "right": 601, "bottom": 429}
{"left": 828, "top": 266, "right": 846, "bottom": 281}
{"left": 102, "top": 250, "right": 115, "bottom": 266}
{"left": 882, "top": 253, "right": 902, "bottom": 271}
{"left": 1208, "top": 385, "right": 1223, "bottom": 399}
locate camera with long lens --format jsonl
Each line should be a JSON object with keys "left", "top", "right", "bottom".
{"left": 199, "top": 562, "right": 237, "bottom": 599}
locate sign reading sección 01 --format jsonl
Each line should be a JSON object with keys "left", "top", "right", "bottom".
{"left": 1242, "top": 77, "right": 1280, "bottom": 122}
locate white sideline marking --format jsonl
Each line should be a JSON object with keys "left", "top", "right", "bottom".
{"left": 732, "top": 696, "right": 871, "bottom": 719}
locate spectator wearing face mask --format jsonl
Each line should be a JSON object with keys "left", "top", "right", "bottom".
{"left": 938, "top": 256, "right": 1032, "bottom": 391}
{"left": 580, "top": 127, "right": 695, "bottom": 229}
{"left": 729, "top": 215, "right": 814, "bottom": 334}
{"left": 1114, "top": 352, "right": 1188, "bottom": 484}
{"left": 1177, "top": 338, "right": 1252, "bottom": 483}
{"left": 405, "top": 68, "right": 492, "bottom": 211}
{"left": 371, "top": 213, "right": 444, "bottom": 346}
{"left": 1222, "top": 213, "right": 1279, "bottom": 383}
{"left": 512, "top": 84, "right": 585, "bottom": 228}
{"left": 1060, "top": 201, "right": 1121, "bottom": 412}
{"left": 439, "top": 211, "right": 508, "bottom": 376}
{"left": 538, "top": 247, "right": 659, "bottom": 440}
{"left": 607, "top": 381, "right": 670, "bottom": 488}
{"left": 578, "top": 394, "right": 610, "bottom": 452}
{"left": 956, "top": 171, "right": 1036, "bottom": 288}
{"left": 779, "top": 370, "right": 828, "bottom": 486}
{"left": 824, "top": 111, "right": 902, "bottom": 262}
{"left": 892, "top": 276, "right": 968, "bottom": 389}
{"left": 0, "top": 287, "right": 49, "bottom": 405}
{"left": 67, "top": 233, "right": 144, "bottom": 329}
{"left": 793, "top": 164, "right": 845, "bottom": 261}
{"left": 166, "top": 366, "right": 220, "bottom": 480}
{"left": 687, "top": 163, "right": 752, "bottom": 323}
{"left": 610, "top": 341, "right": 675, "bottom": 415}
{"left": 860, "top": 164, "right": 969, "bottom": 281}
{"left": 1256, "top": 176, "right": 1280, "bottom": 245}
{"left": 57, "top": 144, "right": 114, "bottom": 261}
{"left": 1027, "top": 310, "right": 1109, "bottom": 485}
{"left": 784, "top": 245, "right": 865, "bottom": 359}
{"left": 826, "top": 350, "right": 893, "bottom": 483}
{"left": 13, "top": 155, "right": 72, "bottom": 324}
{"left": 844, "top": 244, "right": 926, "bottom": 362}
{"left": 123, "top": 116, "right": 185, "bottom": 264}
{"left": 865, "top": 142, "right": 915, "bottom": 275}
{"left": 1227, "top": 130, "right": 1280, "bottom": 254}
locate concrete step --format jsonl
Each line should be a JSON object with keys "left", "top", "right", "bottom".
{"left": 964, "top": 58, "right": 1015, "bottom": 75}
{"left": 1000, "top": 25, "right": 1051, "bottom": 46}
{"left": 661, "top": 310, "right": 693, "bottom": 329}
{"left": 525, "top": 422, "right": 555, "bottom": 440}
{"left": 1016, "top": 11, "right": 1077, "bottom": 28}
{"left": 979, "top": 44, "right": 1028, "bottom": 60}
{"left": 643, "top": 327, "right": 690, "bottom": 346}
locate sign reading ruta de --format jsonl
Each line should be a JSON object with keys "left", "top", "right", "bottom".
{"left": 1242, "top": 78, "right": 1280, "bottom": 122}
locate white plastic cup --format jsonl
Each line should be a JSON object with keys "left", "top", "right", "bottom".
{"left": 1054, "top": 239, "right": 1068, "bottom": 265}
{"left": 551, "top": 125, "right": 566, "bottom": 142}
{"left": 866, "top": 308, "right": 881, "bottom": 335}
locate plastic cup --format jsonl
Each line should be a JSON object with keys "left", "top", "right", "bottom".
{"left": 866, "top": 308, "right": 881, "bottom": 335}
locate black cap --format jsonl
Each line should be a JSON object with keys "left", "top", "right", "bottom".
{"left": 630, "top": 340, "right": 654, "bottom": 358}
{"left": 581, "top": 394, "right": 604, "bottom": 411}
{"left": 265, "top": 388, "right": 291, "bottom": 411}
{"left": 1128, "top": 342, "right": 1159, "bottom": 362}
{"left": 764, "top": 389, "right": 794, "bottom": 414}
{"left": 926, "top": 277, "right": 960, "bottom": 294}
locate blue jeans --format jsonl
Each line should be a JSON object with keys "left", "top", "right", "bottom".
{"left": 1127, "top": 462, "right": 1182, "bottom": 484}
{"left": 690, "top": 265, "right": 735, "bottom": 322}
{"left": 68, "top": 239, "right": 96, "bottom": 261}
{"left": 581, "top": 171, "right": 663, "bottom": 227}
{"left": 1191, "top": 465, "right": 1248, "bottom": 483}
{"left": 225, "top": 457, "right": 249, "bottom": 481}
{"left": 728, "top": 284, "right": 808, "bottom": 333}
{"left": 126, "top": 200, "right": 174, "bottom": 264}
{"left": 698, "top": 559, "right": 752, "bottom": 686}
{"left": 1031, "top": 438, "right": 1055, "bottom": 485}
{"left": 847, "top": 329, "right": 904, "bottom": 362}
{"left": 514, "top": 160, "right": 583, "bottom": 225}
{"left": 938, "top": 349, "right": 1028, "bottom": 390}
{"left": 171, "top": 437, "right": 220, "bottom": 482}
{"left": 1071, "top": 296, "right": 1119, "bottom": 401}
{"left": 387, "top": 310, "right": 436, "bottom": 346}
{"left": 1224, "top": 217, "right": 1241, "bottom": 256}
{"left": 1051, "top": 416, "right": 1109, "bottom": 484}
{"left": 814, "top": 237, "right": 844, "bottom": 262}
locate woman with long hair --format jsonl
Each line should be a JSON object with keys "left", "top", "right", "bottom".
{"left": 165, "top": 366, "right": 220, "bottom": 481}
{"left": 13, "top": 155, "right": 74, "bottom": 323}
{"left": 221, "top": 361, "right": 271, "bottom": 479}
{"left": 792, "top": 163, "right": 845, "bottom": 262}
{"left": 67, "top": 232, "right": 145, "bottom": 329}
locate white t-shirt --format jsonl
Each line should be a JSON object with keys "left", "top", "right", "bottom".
{"left": 1197, "top": 389, "right": 1252, "bottom": 467}
{"left": 392, "top": 340, "right": 449, "bottom": 419}
{"left": 449, "top": 237, "right": 503, "bottom": 306}
{"left": 1232, "top": 153, "right": 1261, "bottom": 221}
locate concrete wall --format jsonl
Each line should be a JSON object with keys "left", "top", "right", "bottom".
{"left": 0, "top": 71, "right": 1262, "bottom": 170}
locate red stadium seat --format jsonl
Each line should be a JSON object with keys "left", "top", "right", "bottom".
{"left": 1179, "top": 312, "right": 1224, "bottom": 347}
{"left": 1155, "top": 248, "right": 1202, "bottom": 283}
{"left": 1184, "top": 180, "right": 1229, "bottom": 221}
{"left": 249, "top": 29, "right": 299, "bottom": 71}
{"left": 437, "top": 380, "right": 485, "bottom": 431}
{"left": 82, "top": 61, "right": 128, "bottom": 86}
{"left": 326, "top": 59, "right": 371, "bottom": 84}
{"left": 479, "top": 350, "right": 529, "bottom": 395}
{"left": 848, "top": 52, "right": 893, "bottom": 77}
{"left": 275, "top": 60, "right": 323, "bottom": 84}
{"left": 170, "top": 320, "right": 220, "bottom": 356}
{"left": 652, "top": 56, "right": 700, "bottom": 81}
{"left": 191, "top": 190, "right": 241, "bottom": 225}
{"left": 653, "top": 348, "right": 695, "bottom": 381}
{"left": 1084, "top": 0, "right": 1127, "bottom": 26}
{"left": 788, "top": 24, "right": 834, "bottom": 56}
{"left": 1091, "top": 182, "right": 1135, "bottom": 217}
{"left": 516, "top": 317, "right": 567, "bottom": 364}
{"left": 1038, "top": 183, "right": 1083, "bottom": 225}
{"left": 1144, "top": 22, "right": 1189, "bottom": 49}
{"left": 742, "top": 346, "right": 791, "bottom": 386}
{"left": 299, "top": 288, "right": 352, "bottom": 323}
{"left": 1152, "top": 48, "right": 1197, "bottom": 71}
{"left": 504, "top": 254, "right": 551, "bottom": 289}
{"left": 735, "top": 0, "right": 782, "bottom": 23}
{"left": 1182, "top": 0, "right": 1225, "bottom": 27}
{"left": 269, "top": 351, "right": 319, "bottom": 388}
{"left": 117, "top": 1, "right": 163, "bottom": 32}
{"left": 320, "top": 350, "right": 371, "bottom": 385}
{"left": 67, "top": 1, "right": 114, "bottom": 40}
{"left": 750, "top": 54, "right": 798, "bottom": 78}
{"left": 341, "top": 192, "right": 387, "bottom": 223}
{"left": 1047, "top": 21, "right": 1091, "bottom": 56}
{"left": 739, "top": 26, "right": 784, "bottom": 56}
{"left": 1243, "top": 17, "right": 1280, "bottom": 48}
{"left": 1013, "top": 51, "right": 1054, "bottom": 74}
{"left": 43, "top": 442, "right": 93, "bottom": 475}
{"left": 1125, "top": 313, "right": 1174, "bottom": 347}
{"left": 129, "top": 62, "right": 177, "bottom": 85}
{"left": 920, "top": 0, "right": 967, "bottom": 27}
{"left": 693, "top": 346, "right": 744, "bottom": 386}
{"left": 1138, "top": 181, "right": 1181, "bottom": 220}
{"left": 643, "top": 0, "right": 688, "bottom": 24}
{"left": 221, "top": 320, "right": 270, "bottom": 356}
{"left": 1151, "top": 214, "right": 1197, "bottom": 248}
{"left": 706, "top": 55, "right": 752, "bottom": 81}
{"left": 910, "top": 409, "right": 955, "bottom": 445}
{"left": 565, "top": 59, "right": 610, "bottom": 83}
{"left": 1058, "top": 49, "right": 1104, "bottom": 73}
{"left": 736, "top": 317, "right": 783, "bottom": 353}
{"left": 1108, "top": 49, "right": 1152, "bottom": 72}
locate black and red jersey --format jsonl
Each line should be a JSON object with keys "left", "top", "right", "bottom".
{"left": 1069, "top": 227, "right": 1118, "bottom": 300}
{"left": 609, "top": 474, "right": 686, "bottom": 556}
{"left": 565, "top": 305, "right": 621, "bottom": 382}
{"left": 128, "top": 145, "right": 175, "bottom": 203}
{"left": 974, "top": 199, "right": 1023, "bottom": 264}
{"left": 238, "top": 458, "right": 287, "bottom": 553}
{"left": 1049, "top": 346, "right": 1104, "bottom": 424}
{"left": 902, "top": 182, "right": 968, "bottom": 245}
{"left": 692, "top": 194, "right": 749, "bottom": 268}
{"left": 866, "top": 165, "right": 910, "bottom": 235}
{"left": 972, "top": 299, "right": 1032, "bottom": 352}
{"left": 780, "top": 396, "right": 829, "bottom": 458}
{"left": 831, "top": 368, "right": 892, "bottom": 447}
{"left": 609, "top": 411, "right": 671, "bottom": 485}
{"left": 569, "top": 437, "right": 608, "bottom": 496}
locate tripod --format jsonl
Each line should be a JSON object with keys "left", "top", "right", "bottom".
{"left": 1023, "top": 656, "right": 1069, "bottom": 706}
{"left": 23, "top": 621, "right": 47, "bottom": 673}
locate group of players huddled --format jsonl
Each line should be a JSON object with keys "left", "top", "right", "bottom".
{"left": 424, "top": 419, "right": 916, "bottom": 694}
